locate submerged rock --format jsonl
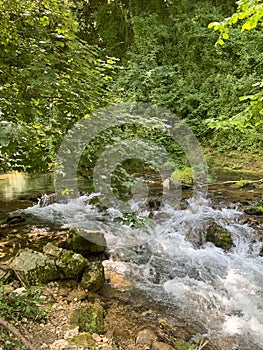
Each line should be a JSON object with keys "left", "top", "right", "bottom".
{"left": 67, "top": 227, "right": 106, "bottom": 254}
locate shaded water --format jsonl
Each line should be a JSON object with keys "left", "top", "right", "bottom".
{"left": 1, "top": 173, "right": 263, "bottom": 349}
{"left": 0, "top": 172, "right": 53, "bottom": 200}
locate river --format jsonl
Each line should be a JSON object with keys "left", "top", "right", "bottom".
{"left": 0, "top": 172, "right": 262, "bottom": 350}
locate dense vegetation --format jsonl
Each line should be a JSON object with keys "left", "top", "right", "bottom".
{"left": 0, "top": 0, "right": 263, "bottom": 173}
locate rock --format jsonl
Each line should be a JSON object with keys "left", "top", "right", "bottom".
{"left": 38, "top": 193, "right": 57, "bottom": 207}
{"left": 104, "top": 270, "right": 131, "bottom": 291}
{"left": 43, "top": 243, "right": 63, "bottom": 258}
{"left": 64, "top": 327, "right": 79, "bottom": 339}
{"left": 136, "top": 328, "right": 157, "bottom": 345}
{"left": 69, "top": 305, "right": 105, "bottom": 334}
{"left": 10, "top": 248, "right": 60, "bottom": 286}
{"left": 151, "top": 341, "right": 175, "bottom": 350}
{"left": 50, "top": 339, "right": 70, "bottom": 350}
{"left": 174, "top": 339, "right": 191, "bottom": 350}
{"left": 67, "top": 333, "right": 96, "bottom": 349}
{"left": 80, "top": 262, "right": 105, "bottom": 292}
{"left": 67, "top": 290, "right": 87, "bottom": 302}
{"left": 67, "top": 227, "right": 106, "bottom": 254}
{"left": 205, "top": 222, "right": 233, "bottom": 250}
{"left": 6, "top": 215, "right": 25, "bottom": 225}
{"left": 50, "top": 337, "right": 94, "bottom": 350}
{"left": 56, "top": 250, "right": 86, "bottom": 279}
{"left": 244, "top": 206, "right": 263, "bottom": 216}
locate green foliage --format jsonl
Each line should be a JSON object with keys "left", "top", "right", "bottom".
{"left": 111, "top": 2, "right": 262, "bottom": 139}
{"left": 0, "top": 283, "right": 47, "bottom": 350}
{"left": 171, "top": 167, "right": 193, "bottom": 186}
{"left": 208, "top": 0, "right": 263, "bottom": 128}
{"left": 0, "top": 331, "right": 27, "bottom": 350}
{"left": 0, "top": 284, "right": 47, "bottom": 322}
{"left": 0, "top": 0, "right": 116, "bottom": 172}
{"left": 114, "top": 211, "right": 154, "bottom": 231}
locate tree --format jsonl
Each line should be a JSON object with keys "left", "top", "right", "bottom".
{"left": 0, "top": 0, "right": 115, "bottom": 172}
{"left": 208, "top": 0, "right": 263, "bottom": 128}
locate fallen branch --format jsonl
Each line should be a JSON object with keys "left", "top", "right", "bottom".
{"left": 0, "top": 318, "right": 36, "bottom": 350}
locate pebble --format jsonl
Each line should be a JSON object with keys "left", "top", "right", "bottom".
{"left": 64, "top": 326, "right": 79, "bottom": 339}
{"left": 151, "top": 341, "right": 175, "bottom": 350}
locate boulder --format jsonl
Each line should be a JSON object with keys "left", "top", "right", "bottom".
{"left": 10, "top": 248, "right": 59, "bottom": 286}
{"left": 69, "top": 305, "right": 105, "bottom": 334}
{"left": 56, "top": 250, "right": 86, "bottom": 279}
{"left": 67, "top": 227, "right": 106, "bottom": 254}
{"left": 80, "top": 261, "right": 105, "bottom": 292}
{"left": 205, "top": 222, "right": 233, "bottom": 251}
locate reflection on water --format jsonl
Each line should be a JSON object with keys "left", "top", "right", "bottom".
{"left": 0, "top": 172, "right": 53, "bottom": 200}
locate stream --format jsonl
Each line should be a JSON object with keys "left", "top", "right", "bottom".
{"left": 0, "top": 172, "right": 263, "bottom": 350}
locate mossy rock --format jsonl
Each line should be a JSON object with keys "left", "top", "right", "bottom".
{"left": 10, "top": 248, "right": 60, "bottom": 286}
{"left": 56, "top": 250, "right": 86, "bottom": 279}
{"left": 67, "top": 332, "right": 96, "bottom": 349}
{"left": 171, "top": 167, "right": 193, "bottom": 187}
{"left": 175, "top": 339, "right": 191, "bottom": 350}
{"left": 67, "top": 227, "right": 106, "bottom": 254}
{"left": 69, "top": 305, "right": 105, "bottom": 334}
{"left": 43, "top": 242, "right": 63, "bottom": 258}
{"left": 244, "top": 206, "right": 263, "bottom": 216}
{"left": 206, "top": 223, "right": 232, "bottom": 251}
{"left": 80, "top": 261, "right": 105, "bottom": 292}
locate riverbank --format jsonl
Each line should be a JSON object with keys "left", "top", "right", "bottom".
{"left": 0, "top": 167, "right": 263, "bottom": 350}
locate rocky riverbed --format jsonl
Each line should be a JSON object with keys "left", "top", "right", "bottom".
{"left": 0, "top": 173, "right": 263, "bottom": 350}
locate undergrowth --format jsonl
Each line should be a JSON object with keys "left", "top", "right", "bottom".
{"left": 0, "top": 282, "right": 47, "bottom": 350}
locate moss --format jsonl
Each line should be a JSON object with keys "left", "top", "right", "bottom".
{"left": 69, "top": 305, "right": 105, "bottom": 334}
{"left": 171, "top": 167, "right": 193, "bottom": 187}
{"left": 80, "top": 262, "right": 105, "bottom": 292}
{"left": 56, "top": 250, "right": 86, "bottom": 279}
{"left": 67, "top": 332, "right": 95, "bottom": 349}
{"left": 206, "top": 223, "right": 232, "bottom": 251}
{"left": 175, "top": 339, "right": 192, "bottom": 350}
{"left": 244, "top": 206, "right": 263, "bottom": 215}
{"left": 232, "top": 179, "right": 250, "bottom": 188}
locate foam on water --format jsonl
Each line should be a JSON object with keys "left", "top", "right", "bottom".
{"left": 22, "top": 195, "right": 263, "bottom": 349}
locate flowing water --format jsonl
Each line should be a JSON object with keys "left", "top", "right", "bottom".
{"left": 21, "top": 194, "right": 263, "bottom": 350}
{"left": 1, "top": 173, "right": 263, "bottom": 350}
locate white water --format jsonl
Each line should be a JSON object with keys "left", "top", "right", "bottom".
{"left": 23, "top": 195, "right": 263, "bottom": 350}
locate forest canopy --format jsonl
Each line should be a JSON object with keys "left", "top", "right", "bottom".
{"left": 0, "top": 0, "right": 263, "bottom": 173}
